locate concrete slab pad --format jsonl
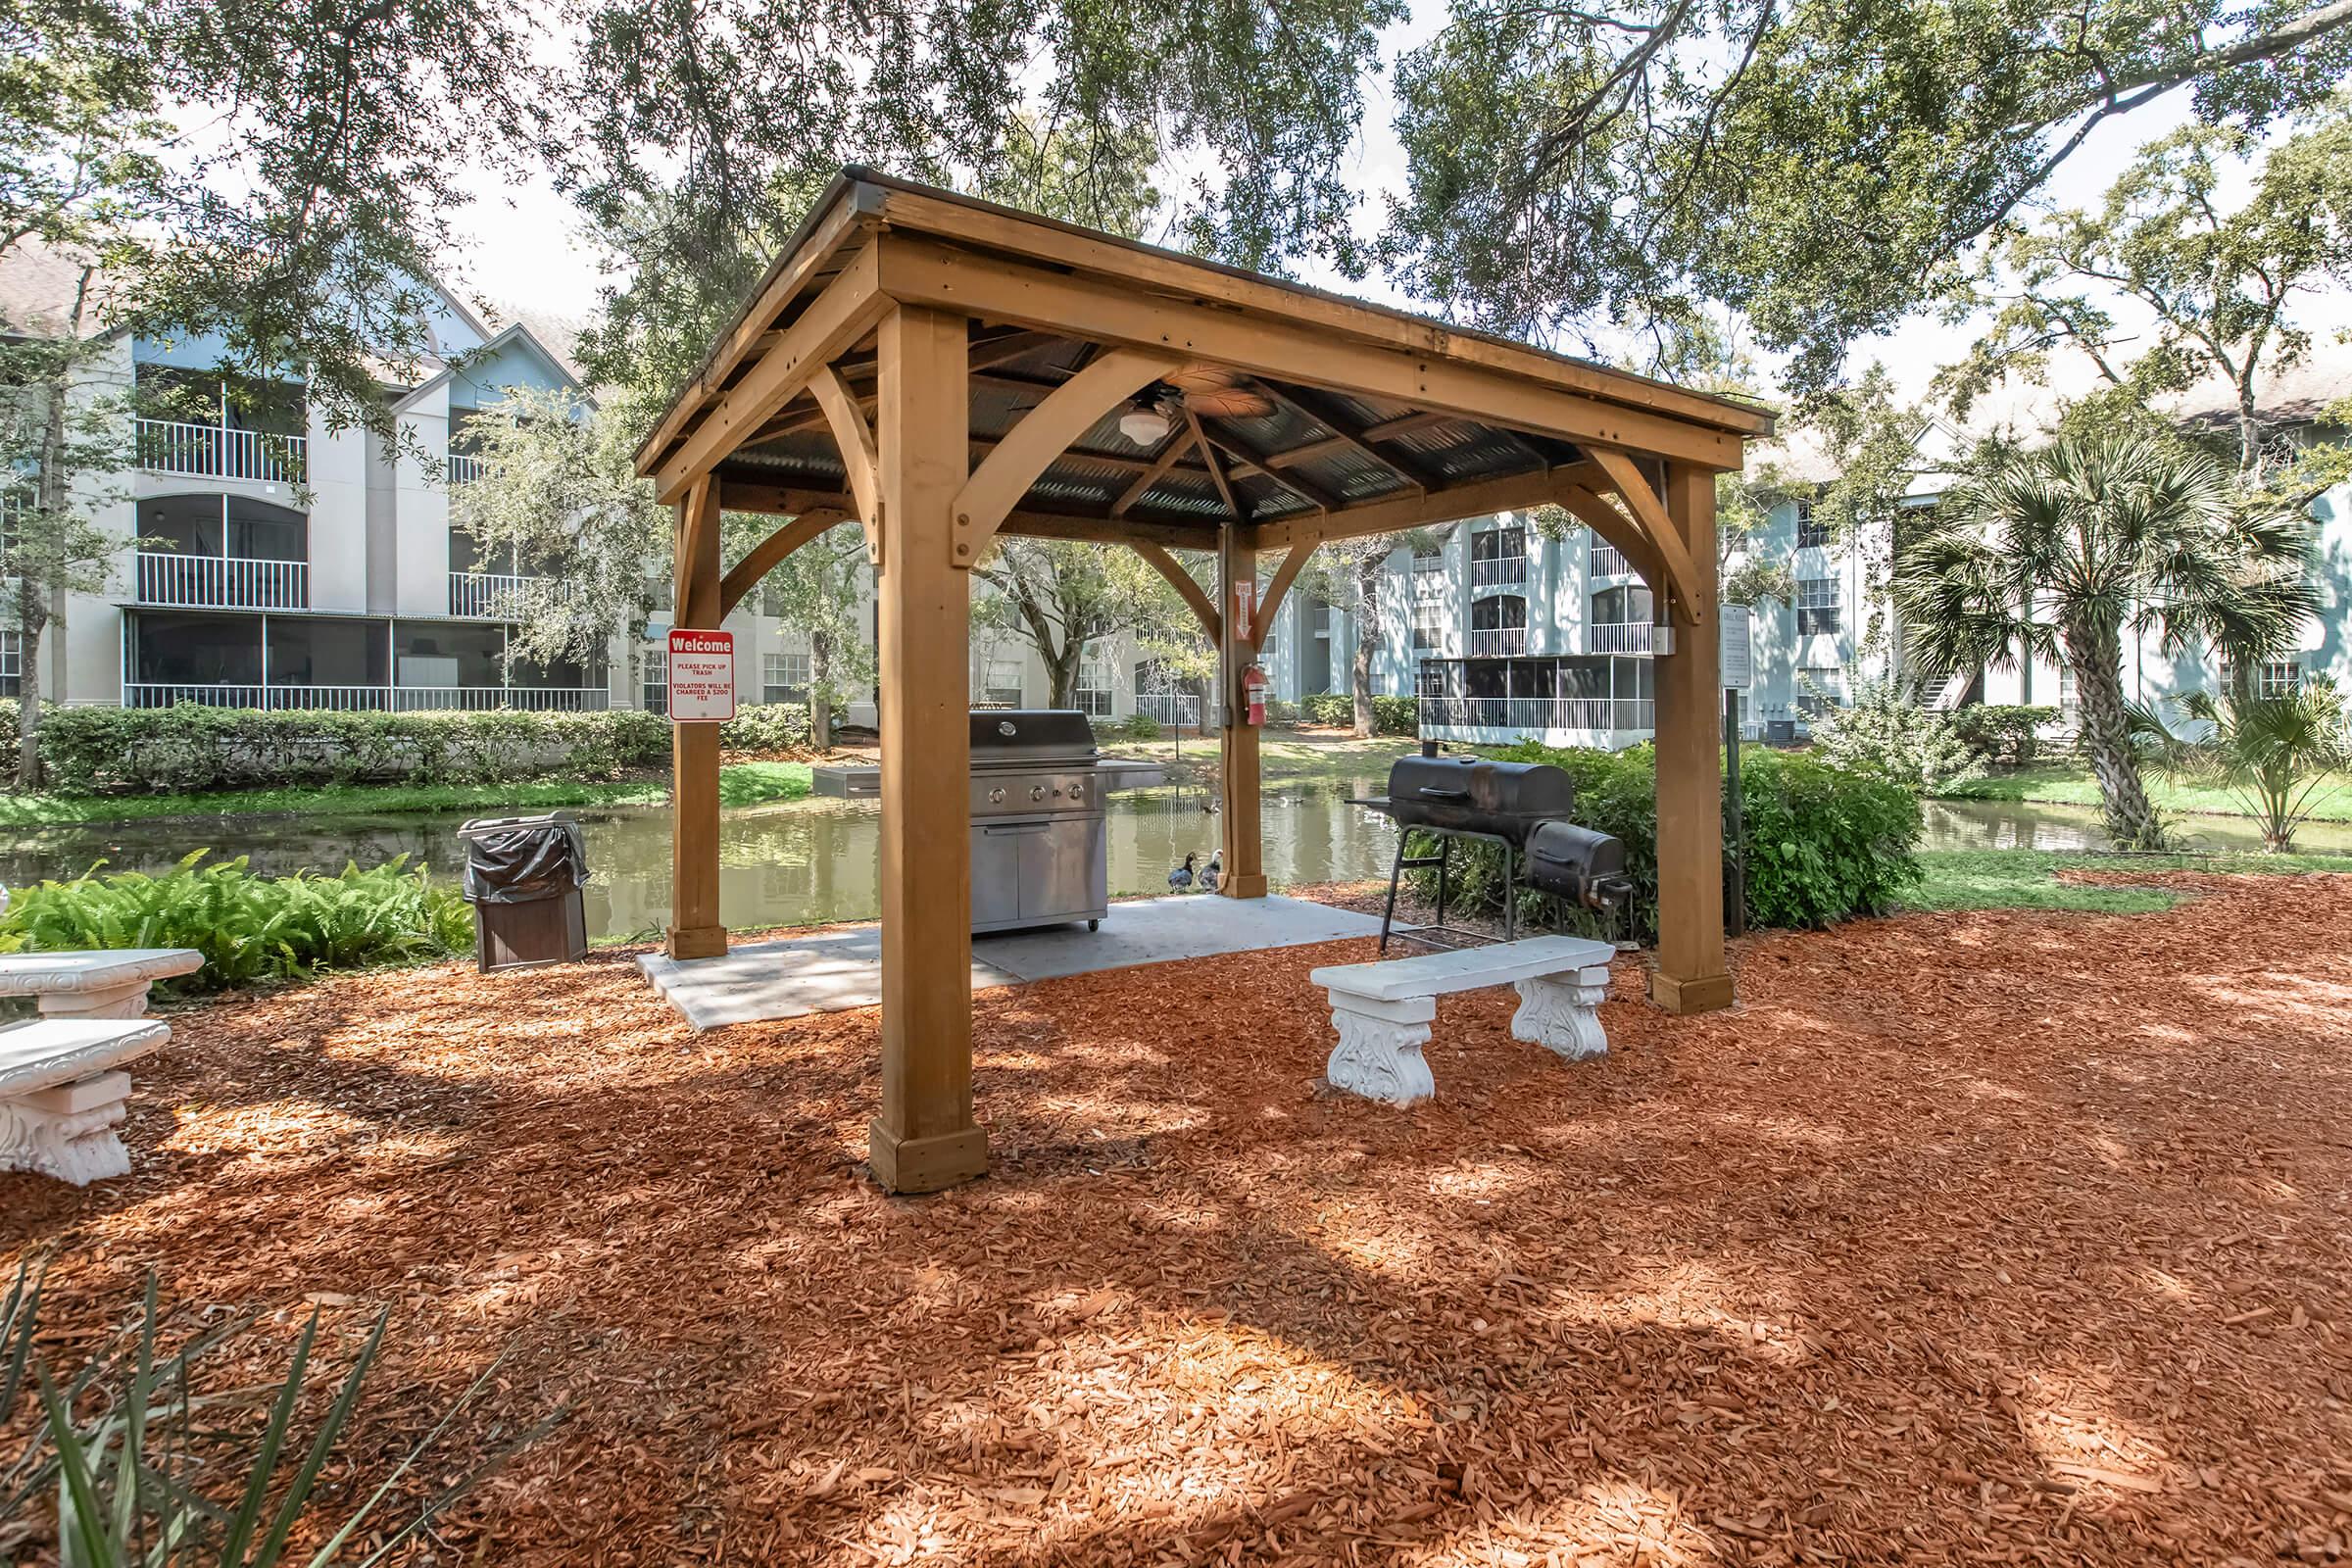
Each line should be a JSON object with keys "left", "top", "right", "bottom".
{"left": 636, "top": 929, "right": 1017, "bottom": 1031}
{"left": 636, "top": 895, "right": 1390, "bottom": 1030}
{"left": 975, "top": 894, "right": 1386, "bottom": 982}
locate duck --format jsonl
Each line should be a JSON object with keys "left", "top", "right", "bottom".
{"left": 1168, "top": 852, "right": 1196, "bottom": 891}
{"left": 1199, "top": 851, "right": 1222, "bottom": 894}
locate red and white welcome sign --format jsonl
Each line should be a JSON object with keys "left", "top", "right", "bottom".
{"left": 665, "top": 628, "right": 737, "bottom": 722}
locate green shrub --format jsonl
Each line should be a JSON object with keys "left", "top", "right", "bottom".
{"left": 30, "top": 705, "right": 669, "bottom": 795}
{"left": 1119, "top": 710, "right": 1163, "bottom": 740}
{"left": 1262, "top": 697, "right": 1298, "bottom": 723}
{"left": 1, "top": 852, "right": 474, "bottom": 992}
{"left": 1298, "top": 692, "right": 1416, "bottom": 735}
{"left": 1948, "top": 704, "right": 2059, "bottom": 766}
{"left": 1402, "top": 742, "right": 1922, "bottom": 942}
{"left": 1807, "top": 674, "right": 1984, "bottom": 792}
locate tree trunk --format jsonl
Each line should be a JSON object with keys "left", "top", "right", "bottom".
{"left": 1351, "top": 553, "right": 1381, "bottom": 737}
{"left": 1047, "top": 642, "right": 1083, "bottom": 710}
{"left": 18, "top": 375, "right": 71, "bottom": 790}
{"left": 15, "top": 586, "right": 40, "bottom": 792}
{"left": 809, "top": 630, "right": 832, "bottom": 751}
{"left": 2065, "top": 622, "right": 2163, "bottom": 850}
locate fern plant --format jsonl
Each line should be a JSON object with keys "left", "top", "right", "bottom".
{"left": 0, "top": 854, "right": 474, "bottom": 993}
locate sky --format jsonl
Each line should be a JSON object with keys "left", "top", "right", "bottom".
{"left": 443, "top": 5, "right": 2322, "bottom": 405}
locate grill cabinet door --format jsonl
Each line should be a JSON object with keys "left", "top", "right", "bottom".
{"left": 971, "top": 823, "right": 1027, "bottom": 928}
{"left": 1017, "top": 816, "right": 1102, "bottom": 923}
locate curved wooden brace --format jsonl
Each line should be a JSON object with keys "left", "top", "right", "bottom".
{"left": 952, "top": 346, "right": 1185, "bottom": 565}
{"left": 1131, "top": 541, "right": 1220, "bottom": 644}
{"left": 1554, "top": 485, "right": 1668, "bottom": 598}
{"left": 718, "top": 510, "right": 849, "bottom": 619}
{"left": 810, "top": 368, "right": 882, "bottom": 566}
{"left": 1587, "top": 446, "right": 1705, "bottom": 626}
{"left": 1250, "top": 541, "right": 1317, "bottom": 655}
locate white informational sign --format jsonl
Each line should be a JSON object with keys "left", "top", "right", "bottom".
{"left": 1720, "top": 605, "right": 1752, "bottom": 692}
{"left": 665, "top": 628, "right": 737, "bottom": 721}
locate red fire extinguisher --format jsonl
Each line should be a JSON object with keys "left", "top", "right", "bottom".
{"left": 1242, "top": 662, "right": 1268, "bottom": 727}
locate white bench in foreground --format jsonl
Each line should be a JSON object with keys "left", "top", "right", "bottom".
{"left": 0, "top": 949, "right": 204, "bottom": 1019}
{"left": 0, "top": 1018, "right": 172, "bottom": 1185}
{"left": 1310, "top": 935, "right": 1617, "bottom": 1105}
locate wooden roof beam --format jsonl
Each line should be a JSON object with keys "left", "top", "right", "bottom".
{"left": 1185, "top": 408, "right": 1248, "bottom": 524}
{"left": 1249, "top": 380, "right": 1428, "bottom": 494}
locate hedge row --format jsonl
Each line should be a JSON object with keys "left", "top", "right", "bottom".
{"left": 1298, "top": 692, "right": 1417, "bottom": 735}
{"left": 10, "top": 703, "right": 669, "bottom": 794}
{"left": 1404, "top": 741, "right": 1923, "bottom": 943}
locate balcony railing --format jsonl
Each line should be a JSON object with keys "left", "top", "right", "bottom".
{"left": 1584, "top": 621, "right": 1670, "bottom": 656}
{"left": 135, "top": 553, "right": 307, "bottom": 610}
{"left": 1469, "top": 555, "right": 1527, "bottom": 589}
{"left": 135, "top": 419, "right": 307, "bottom": 484}
{"left": 1589, "top": 541, "right": 1634, "bottom": 578}
{"left": 1420, "top": 696, "right": 1655, "bottom": 734}
{"left": 449, "top": 570, "right": 543, "bottom": 618}
{"left": 122, "top": 684, "right": 611, "bottom": 712}
{"left": 1466, "top": 627, "right": 1527, "bottom": 657}
{"left": 1134, "top": 692, "right": 1201, "bottom": 727}
{"left": 446, "top": 452, "right": 486, "bottom": 485}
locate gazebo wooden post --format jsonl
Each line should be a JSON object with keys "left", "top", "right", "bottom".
{"left": 1217, "top": 523, "right": 1268, "bottom": 898}
{"left": 666, "top": 475, "right": 727, "bottom": 960}
{"left": 867, "top": 303, "right": 988, "bottom": 1194}
{"left": 1649, "top": 461, "right": 1734, "bottom": 1013}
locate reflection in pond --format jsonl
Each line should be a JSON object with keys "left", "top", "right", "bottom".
{"left": 4, "top": 779, "right": 2343, "bottom": 944}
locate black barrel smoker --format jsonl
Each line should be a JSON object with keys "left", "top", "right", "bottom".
{"left": 1354, "top": 743, "right": 1632, "bottom": 952}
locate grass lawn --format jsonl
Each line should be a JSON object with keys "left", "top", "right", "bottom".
{"left": 1, "top": 762, "right": 812, "bottom": 827}
{"left": 1903, "top": 847, "right": 2347, "bottom": 914}
{"left": 1111, "top": 727, "right": 1407, "bottom": 783}
{"left": 1939, "top": 760, "right": 2352, "bottom": 822}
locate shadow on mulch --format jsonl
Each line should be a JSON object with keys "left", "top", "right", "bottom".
{"left": 5, "top": 870, "right": 2352, "bottom": 1565}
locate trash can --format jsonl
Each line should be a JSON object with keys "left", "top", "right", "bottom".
{"left": 459, "top": 813, "right": 590, "bottom": 973}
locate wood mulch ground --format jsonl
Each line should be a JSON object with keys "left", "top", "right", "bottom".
{"left": 6, "top": 870, "right": 2352, "bottom": 1565}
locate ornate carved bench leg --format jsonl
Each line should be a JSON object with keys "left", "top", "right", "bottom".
{"left": 0, "top": 1071, "right": 135, "bottom": 1186}
{"left": 1322, "top": 992, "right": 1438, "bottom": 1106}
{"left": 1510, "top": 965, "right": 1612, "bottom": 1061}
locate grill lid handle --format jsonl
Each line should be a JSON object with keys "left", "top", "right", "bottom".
{"left": 1415, "top": 786, "right": 1469, "bottom": 799}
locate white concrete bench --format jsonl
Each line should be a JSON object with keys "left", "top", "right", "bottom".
{"left": 0, "top": 949, "right": 204, "bottom": 1019}
{"left": 0, "top": 1018, "right": 172, "bottom": 1185}
{"left": 1309, "top": 935, "right": 1617, "bottom": 1105}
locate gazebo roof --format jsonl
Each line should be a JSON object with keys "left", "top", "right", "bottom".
{"left": 635, "top": 169, "right": 1774, "bottom": 552}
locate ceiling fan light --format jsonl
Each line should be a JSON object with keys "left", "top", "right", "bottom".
{"left": 1118, "top": 406, "right": 1172, "bottom": 446}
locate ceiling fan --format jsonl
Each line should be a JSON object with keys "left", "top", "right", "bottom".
{"left": 1117, "top": 365, "right": 1275, "bottom": 445}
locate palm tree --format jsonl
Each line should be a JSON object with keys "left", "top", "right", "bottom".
{"left": 1893, "top": 433, "right": 2319, "bottom": 850}
{"left": 2137, "top": 677, "right": 2352, "bottom": 851}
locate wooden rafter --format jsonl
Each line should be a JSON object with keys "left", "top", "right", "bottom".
{"left": 1247, "top": 380, "right": 1427, "bottom": 495}
{"left": 1587, "top": 446, "right": 1706, "bottom": 627}
{"left": 951, "top": 346, "right": 1182, "bottom": 565}
{"left": 719, "top": 510, "right": 849, "bottom": 617}
{"left": 809, "top": 366, "right": 882, "bottom": 564}
{"left": 1112, "top": 428, "right": 1197, "bottom": 516}
{"left": 1202, "top": 424, "right": 1339, "bottom": 513}
{"left": 1132, "top": 542, "right": 1220, "bottom": 643}
{"left": 1251, "top": 543, "right": 1318, "bottom": 655}
{"left": 1185, "top": 408, "right": 1247, "bottom": 524}
{"left": 1358, "top": 411, "right": 1452, "bottom": 443}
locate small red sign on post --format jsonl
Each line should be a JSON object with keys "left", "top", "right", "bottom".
{"left": 665, "top": 628, "right": 736, "bottom": 722}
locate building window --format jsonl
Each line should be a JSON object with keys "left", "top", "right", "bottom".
{"left": 1795, "top": 576, "right": 1840, "bottom": 634}
{"left": 1590, "top": 584, "right": 1652, "bottom": 624}
{"left": 2057, "top": 662, "right": 2079, "bottom": 722}
{"left": 2254, "top": 660, "right": 2302, "bottom": 699}
{"left": 1797, "top": 666, "right": 1844, "bottom": 716}
{"left": 1469, "top": 525, "right": 1527, "bottom": 587}
{"left": 762, "top": 651, "right": 810, "bottom": 705}
{"left": 977, "top": 658, "right": 1023, "bottom": 708}
{"left": 1075, "top": 659, "right": 1113, "bottom": 717}
{"left": 1412, "top": 543, "right": 1446, "bottom": 574}
{"left": 1795, "top": 500, "right": 1831, "bottom": 550}
{"left": 1412, "top": 604, "right": 1445, "bottom": 652}
{"left": 1416, "top": 662, "right": 1445, "bottom": 699}
{"left": 0, "top": 628, "right": 19, "bottom": 698}
{"left": 642, "top": 647, "right": 668, "bottom": 714}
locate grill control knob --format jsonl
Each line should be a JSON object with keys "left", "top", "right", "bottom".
{"left": 1030, "top": 785, "right": 1045, "bottom": 802}
{"left": 988, "top": 787, "right": 1004, "bottom": 804}
{"left": 1069, "top": 782, "right": 1085, "bottom": 800}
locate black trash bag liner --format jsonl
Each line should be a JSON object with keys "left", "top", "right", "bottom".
{"left": 459, "top": 814, "right": 589, "bottom": 905}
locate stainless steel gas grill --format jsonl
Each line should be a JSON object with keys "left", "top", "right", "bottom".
{"left": 809, "top": 710, "right": 1162, "bottom": 935}
{"left": 967, "top": 710, "right": 1111, "bottom": 934}
{"left": 1355, "top": 745, "right": 1631, "bottom": 953}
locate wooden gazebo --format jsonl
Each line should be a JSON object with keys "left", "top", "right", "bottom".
{"left": 635, "top": 170, "right": 1775, "bottom": 1194}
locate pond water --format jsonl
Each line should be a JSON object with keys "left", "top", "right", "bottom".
{"left": 4, "top": 780, "right": 2345, "bottom": 942}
